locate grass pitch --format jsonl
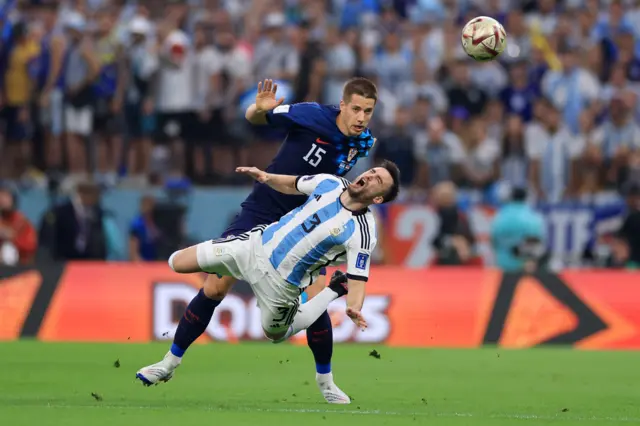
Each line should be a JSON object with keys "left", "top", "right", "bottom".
{"left": 0, "top": 341, "right": 638, "bottom": 425}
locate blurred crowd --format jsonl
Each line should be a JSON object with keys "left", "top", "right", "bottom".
{"left": 2, "top": 0, "right": 640, "bottom": 270}
{"left": 0, "top": 0, "right": 638, "bottom": 196}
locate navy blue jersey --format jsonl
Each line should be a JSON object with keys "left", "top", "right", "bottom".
{"left": 241, "top": 102, "right": 375, "bottom": 222}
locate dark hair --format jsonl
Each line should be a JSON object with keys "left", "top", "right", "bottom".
{"left": 511, "top": 187, "right": 527, "bottom": 202}
{"left": 379, "top": 159, "right": 401, "bottom": 203}
{"left": 342, "top": 77, "right": 378, "bottom": 103}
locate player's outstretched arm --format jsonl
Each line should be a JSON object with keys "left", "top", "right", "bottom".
{"left": 345, "top": 279, "right": 367, "bottom": 329}
{"left": 236, "top": 167, "right": 301, "bottom": 195}
{"left": 245, "top": 79, "right": 285, "bottom": 125}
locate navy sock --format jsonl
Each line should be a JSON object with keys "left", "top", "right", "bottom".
{"left": 306, "top": 310, "right": 333, "bottom": 374}
{"left": 171, "top": 289, "right": 220, "bottom": 357}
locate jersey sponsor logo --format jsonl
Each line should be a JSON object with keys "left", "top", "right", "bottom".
{"left": 273, "top": 105, "right": 290, "bottom": 114}
{"left": 356, "top": 252, "right": 369, "bottom": 270}
{"left": 315, "top": 138, "right": 331, "bottom": 146}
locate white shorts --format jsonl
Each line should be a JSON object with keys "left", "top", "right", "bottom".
{"left": 196, "top": 230, "right": 301, "bottom": 334}
{"left": 65, "top": 105, "right": 93, "bottom": 136}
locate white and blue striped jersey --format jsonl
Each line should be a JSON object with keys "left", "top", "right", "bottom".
{"left": 260, "top": 174, "right": 377, "bottom": 288}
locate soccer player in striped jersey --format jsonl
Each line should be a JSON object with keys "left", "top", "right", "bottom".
{"left": 136, "top": 161, "right": 401, "bottom": 397}
{"left": 135, "top": 77, "right": 379, "bottom": 403}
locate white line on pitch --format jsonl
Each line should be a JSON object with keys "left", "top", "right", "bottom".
{"left": 40, "top": 403, "right": 640, "bottom": 423}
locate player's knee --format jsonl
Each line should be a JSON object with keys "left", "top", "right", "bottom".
{"left": 168, "top": 246, "right": 201, "bottom": 273}
{"left": 168, "top": 250, "right": 181, "bottom": 272}
{"left": 202, "top": 274, "right": 235, "bottom": 300}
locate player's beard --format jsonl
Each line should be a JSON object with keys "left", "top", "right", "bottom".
{"left": 347, "top": 179, "right": 367, "bottom": 201}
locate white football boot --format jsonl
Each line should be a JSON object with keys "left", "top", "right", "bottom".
{"left": 316, "top": 372, "right": 351, "bottom": 404}
{"left": 136, "top": 352, "right": 181, "bottom": 386}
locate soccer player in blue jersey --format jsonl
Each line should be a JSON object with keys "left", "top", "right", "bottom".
{"left": 135, "top": 78, "right": 379, "bottom": 403}
{"left": 137, "top": 163, "right": 400, "bottom": 398}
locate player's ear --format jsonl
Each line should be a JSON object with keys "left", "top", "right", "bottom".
{"left": 372, "top": 195, "right": 384, "bottom": 205}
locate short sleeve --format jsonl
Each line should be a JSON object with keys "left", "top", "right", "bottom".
{"left": 346, "top": 215, "right": 377, "bottom": 282}
{"left": 265, "top": 102, "right": 320, "bottom": 129}
{"left": 295, "top": 174, "right": 345, "bottom": 195}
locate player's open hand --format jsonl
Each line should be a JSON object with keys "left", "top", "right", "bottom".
{"left": 236, "top": 166, "right": 270, "bottom": 183}
{"left": 255, "top": 79, "right": 285, "bottom": 112}
{"left": 346, "top": 307, "right": 367, "bottom": 330}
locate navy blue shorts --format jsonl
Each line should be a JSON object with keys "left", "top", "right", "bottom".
{"left": 2, "top": 106, "right": 31, "bottom": 141}
{"left": 220, "top": 211, "right": 327, "bottom": 277}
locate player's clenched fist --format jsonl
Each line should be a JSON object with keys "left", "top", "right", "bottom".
{"left": 255, "top": 79, "right": 285, "bottom": 112}
{"left": 236, "top": 166, "right": 270, "bottom": 183}
{"left": 346, "top": 307, "right": 367, "bottom": 330}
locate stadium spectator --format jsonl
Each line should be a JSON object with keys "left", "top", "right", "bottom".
{"left": 323, "top": 26, "right": 357, "bottom": 104}
{"left": 0, "top": 186, "right": 37, "bottom": 265}
{"left": 208, "top": 24, "right": 252, "bottom": 181}
{"left": 589, "top": 94, "right": 640, "bottom": 188}
{"left": 62, "top": 12, "right": 99, "bottom": 177}
{"left": 123, "top": 15, "right": 157, "bottom": 181}
{"left": 93, "top": 6, "right": 126, "bottom": 186}
{"left": 47, "top": 182, "right": 110, "bottom": 260}
{"left": 253, "top": 12, "right": 298, "bottom": 84}
{"left": 129, "top": 195, "right": 160, "bottom": 261}
{"left": 36, "top": 1, "right": 66, "bottom": 173}
{"left": 399, "top": 58, "right": 448, "bottom": 114}
{"left": 526, "top": 98, "right": 583, "bottom": 202}
{"left": 190, "top": 20, "right": 220, "bottom": 183}
{"left": 363, "top": 29, "right": 413, "bottom": 95}
{"left": 460, "top": 117, "right": 500, "bottom": 190}
{"left": 153, "top": 18, "right": 192, "bottom": 182}
{"left": 430, "top": 181, "right": 475, "bottom": 266}
{"left": 414, "top": 116, "right": 465, "bottom": 188}
{"left": 500, "top": 114, "right": 528, "bottom": 189}
{"left": 373, "top": 106, "right": 417, "bottom": 188}
{"left": 541, "top": 41, "right": 601, "bottom": 135}
{"left": 291, "top": 18, "right": 325, "bottom": 104}
{"left": 500, "top": 60, "right": 539, "bottom": 122}
{"left": 0, "top": 20, "right": 39, "bottom": 179}
{"left": 610, "top": 181, "right": 640, "bottom": 268}
{"left": 503, "top": 9, "right": 532, "bottom": 63}
{"left": 445, "top": 58, "right": 488, "bottom": 117}
{"left": 490, "top": 187, "right": 546, "bottom": 273}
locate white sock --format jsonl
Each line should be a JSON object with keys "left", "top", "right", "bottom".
{"left": 164, "top": 351, "right": 182, "bottom": 367}
{"left": 316, "top": 372, "right": 334, "bottom": 383}
{"left": 284, "top": 287, "right": 339, "bottom": 339}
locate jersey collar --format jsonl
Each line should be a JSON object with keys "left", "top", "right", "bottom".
{"left": 339, "top": 190, "right": 369, "bottom": 216}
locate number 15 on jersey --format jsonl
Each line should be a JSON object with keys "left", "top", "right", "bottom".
{"left": 303, "top": 143, "right": 326, "bottom": 167}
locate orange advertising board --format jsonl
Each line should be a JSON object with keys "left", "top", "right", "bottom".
{"left": 2, "top": 263, "right": 640, "bottom": 349}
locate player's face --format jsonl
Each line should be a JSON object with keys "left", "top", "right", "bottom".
{"left": 347, "top": 167, "right": 393, "bottom": 205}
{"left": 339, "top": 94, "right": 376, "bottom": 136}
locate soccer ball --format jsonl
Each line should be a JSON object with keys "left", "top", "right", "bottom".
{"left": 461, "top": 16, "right": 507, "bottom": 62}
